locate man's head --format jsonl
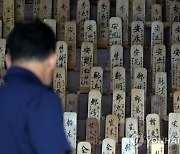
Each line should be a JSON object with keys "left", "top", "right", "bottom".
{"left": 6, "top": 19, "right": 57, "bottom": 86}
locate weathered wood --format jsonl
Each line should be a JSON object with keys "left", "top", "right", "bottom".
{"left": 90, "top": 67, "right": 103, "bottom": 92}
{"left": 66, "top": 93, "right": 78, "bottom": 113}
{"left": 0, "top": 20, "right": 2, "bottom": 38}
{"left": 65, "top": 21, "right": 76, "bottom": 69}
{"left": 64, "top": 112, "right": 77, "bottom": 154}
{"left": 155, "top": 72, "right": 167, "bottom": 116}
{"left": 44, "top": 19, "right": 56, "bottom": 36}
{"left": 77, "top": 0, "right": 90, "bottom": 45}
{"left": 151, "top": 141, "right": 164, "bottom": 154}
{"left": 172, "top": 22, "right": 180, "bottom": 45}
{"left": 126, "top": 117, "right": 138, "bottom": 139}
{"left": 97, "top": 0, "right": 110, "bottom": 47}
{"left": 53, "top": 0, "right": 57, "bottom": 19}
{"left": 131, "top": 21, "right": 144, "bottom": 46}
{"left": 177, "top": 62, "right": 180, "bottom": 90}
{"left": 33, "top": 0, "right": 40, "bottom": 18}
{"left": 109, "top": 17, "right": 122, "bottom": 47}
{"left": 112, "top": 90, "right": 125, "bottom": 140}
{"left": 0, "top": 68, "right": 6, "bottom": 86}
{"left": 166, "top": 0, "right": 170, "bottom": 21}
{"left": 133, "top": 0, "right": 145, "bottom": 23}
{"left": 168, "top": 113, "right": 180, "bottom": 154}
{"left": 102, "top": 138, "right": 116, "bottom": 154}
{"left": 0, "top": 39, "right": 6, "bottom": 68}
{"left": 151, "top": 95, "right": 164, "bottom": 117}
{"left": 121, "top": 137, "right": 136, "bottom": 154}
{"left": 0, "top": 0, "right": 2, "bottom": 20}
{"left": 151, "top": 4, "right": 162, "bottom": 21}
{"left": 3, "top": 0, "right": 14, "bottom": 40}
{"left": 84, "top": 20, "right": 97, "bottom": 65}
{"left": 77, "top": 142, "right": 91, "bottom": 154}
{"left": 170, "top": 1, "right": 180, "bottom": 23}
{"left": 39, "top": 0, "right": 52, "bottom": 19}
{"left": 14, "top": 0, "right": 25, "bottom": 23}
{"left": 173, "top": 90, "right": 180, "bottom": 113}
{"left": 146, "top": 0, "right": 156, "bottom": 21}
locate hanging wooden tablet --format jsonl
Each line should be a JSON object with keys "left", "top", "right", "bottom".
{"left": 84, "top": 20, "right": 97, "bottom": 65}
{"left": 151, "top": 141, "right": 164, "bottom": 154}
{"left": 130, "top": 45, "right": 143, "bottom": 88}
{"left": 166, "top": 0, "right": 170, "bottom": 21}
{"left": 53, "top": 68, "right": 66, "bottom": 111}
{"left": 97, "top": 0, "right": 110, "bottom": 48}
{"left": 64, "top": 112, "right": 77, "bottom": 154}
{"left": 131, "top": 89, "right": 145, "bottom": 135}
{"left": 171, "top": 44, "right": 180, "bottom": 90}
{"left": 80, "top": 42, "right": 93, "bottom": 91}
{"left": 134, "top": 67, "right": 147, "bottom": 96}
{"left": 33, "top": 0, "right": 40, "bottom": 18}
{"left": 155, "top": 72, "right": 167, "bottom": 116}
{"left": 88, "top": 90, "right": 101, "bottom": 125}
{"left": 0, "top": 20, "right": 2, "bottom": 38}
{"left": 177, "top": 62, "right": 180, "bottom": 90}
{"left": 44, "top": 19, "right": 56, "bottom": 36}
{"left": 90, "top": 67, "right": 103, "bottom": 92}
{"left": 172, "top": 22, "right": 180, "bottom": 45}
{"left": 131, "top": 21, "right": 144, "bottom": 46}
{"left": 170, "top": 1, "right": 180, "bottom": 23}
{"left": 14, "top": 0, "right": 25, "bottom": 23}
{"left": 112, "top": 66, "right": 126, "bottom": 92}
{"left": 151, "top": 4, "right": 162, "bottom": 21}
{"left": 152, "top": 44, "right": 166, "bottom": 90}
{"left": 105, "top": 115, "right": 119, "bottom": 143}
{"left": 66, "top": 93, "right": 78, "bottom": 113}
{"left": 168, "top": 113, "right": 180, "bottom": 154}
{"left": 77, "top": 142, "right": 91, "bottom": 154}
{"left": 146, "top": 0, "right": 156, "bottom": 21}
{"left": 39, "top": 0, "right": 52, "bottom": 19}
{"left": 102, "top": 138, "right": 116, "bottom": 154}
{"left": 0, "top": 0, "right": 2, "bottom": 20}
{"left": 126, "top": 117, "right": 138, "bottom": 139}
{"left": 109, "top": 17, "right": 122, "bottom": 47}
{"left": 133, "top": 0, "right": 145, "bottom": 23}
{"left": 121, "top": 137, "right": 136, "bottom": 154}
{"left": 0, "top": 39, "right": 6, "bottom": 68}
{"left": 86, "top": 118, "right": 99, "bottom": 154}
{"left": 0, "top": 68, "right": 6, "bottom": 86}
{"left": 116, "top": 0, "right": 129, "bottom": 44}
{"left": 151, "top": 95, "right": 163, "bottom": 117}
{"left": 3, "top": 0, "right": 14, "bottom": 40}
{"left": 65, "top": 21, "right": 76, "bottom": 70}
{"left": 57, "top": 0, "right": 70, "bottom": 41}
{"left": 77, "top": 0, "right": 90, "bottom": 45}
{"left": 173, "top": 91, "right": 180, "bottom": 113}
{"left": 112, "top": 90, "right": 125, "bottom": 140}
{"left": 146, "top": 114, "right": 161, "bottom": 154}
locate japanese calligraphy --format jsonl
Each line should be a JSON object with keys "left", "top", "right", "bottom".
{"left": 122, "top": 137, "right": 136, "bottom": 154}
{"left": 33, "top": 0, "right": 40, "bottom": 18}
{"left": 177, "top": 62, "right": 180, "bottom": 90}
{"left": 14, "top": 0, "right": 25, "bottom": 22}
{"left": 0, "top": 39, "right": 6, "bottom": 68}
{"left": 151, "top": 4, "right": 162, "bottom": 21}
{"left": 170, "top": 2, "right": 180, "bottom": 23}
{"left": 102, "top": 138, "right": 116, "bottom": 154}
{"left": 145, "top": 0, "right": 156, "bottom": 21}
{"left": 133, "top": 0, "right": 145, "bottom": 23}
{"left": 77, "top": 142, "right": 91, "bottom": 154}
{"left": 151, "top": 95, "right": 163, "bottom": 117}
{"left": 66, "top": 93, "right": 78, "bottom": 112}
{"left": 39, "top": 0, "right": 52, "bottom": 19}
{"left": 172, "top": 23, "right": 180, "bottom": 45}
{"left": 173, "top": 91, "right": 180, "bottom": 113}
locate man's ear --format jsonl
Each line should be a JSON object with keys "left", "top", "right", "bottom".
{"left": 5, "top": 53, "right": 12, "bottom": 69}
{"left": 48, "top": 52, "right": 57, "bottom": 70}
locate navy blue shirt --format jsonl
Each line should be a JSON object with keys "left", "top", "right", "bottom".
{"left": 0, "top": 67, "right": 70, "bottom": 154}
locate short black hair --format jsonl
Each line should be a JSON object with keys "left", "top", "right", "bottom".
{"left": 8, "top": 19, "right": 56, "bottom": 62}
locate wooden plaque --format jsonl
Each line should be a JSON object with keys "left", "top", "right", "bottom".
{"left": 44, "top": 19, "right": 56, "bottom": 36}
{"left": 166, "top": 0, "right": 170, "bottom": 21}
{"left": 168, "top": 113, "right": 180, "bottom": 154}
{"left": 172, "top": 22, "right": 180, "bottom": 45}
{"left": 53, "top": 68, "right": 66, "bottom": 111}
{"left": 80, "top": 42, "right": 93, "bottom": 89}
{"left": 151, "top": 4, "right": 162, "bottom": 21}
{"left": 3, "top": 0, "right": 14, "bottom": 40}
{"left": 152, "top": 44, "right": 166, "bottom": 89}
{"left": 151, "top": 21, "right": 164, "bottom": 64}
{"left": 64, "top": 112, "right": 77, "bottom": 154}
{"left": 130, "top": 45, "right": 143, "bottom": 88}
{"left": 84, "top": 20, "right": 97, "bottom": 65}
{"left": 131, "top": 89, "right": 145, "bottom": 135}
{"left": 109, "top": 17, "right": 122, "bottom": 47}
{"left": 177, "top": 62, "right": 180, "bottom": 90}
{"left": 121, "top": 137, "right": 136, "bottom": 154}
{"left": 133, "top": 0, "right": 145, "bottom": 23}
{"left": 170, "top": 1, "right": 180, "bottom": 23}
{"left": 57, "top": 0, "right": 70, "bottom": 41}
{"left": 105, "top": 115, "right": 119, "bottom": 143}
{"left": 0, "top": 20, "right": 2, "bottom": 38}
{"left": 131, "top": 21, "right": 144, "bottom": 46}
{"left": 155, "top": 72, "right": 167, "bottom": 116}
{"left": 97, "top": 0, "right": 110, "bottom": 47}
{"left": 112, "top": 90, "right": 125, "bottom": 140}
{"left": 53, "top": 0, "right": 57, "bottom": 19}
{"left": 151, "top": 95, "right": 164, "bottom": 117}
{"left": 39, "top": 0, "right": 52, "bottom": 19}
{"left": 126, "top": 117, "right": 138, "bottom": 138}
{"left": 14, "top": 0, "right": 25, "bottom": 23}
{"left": 88, "top": 90, "right": 101, "bottom": 124}
{"left": 77, "top": 0, "right": 90, "bottom": 45}
{"left": 0, "top": 0, "right": 2, "bottom": 20}
{"left": 171, "top": 44, "right": 180, "bottom": 90}
{"left": 116, "top": 0, "right": 129, "bottom": 43}
{"left": 86, "top": 118, "right": 99, "bottom": 154}
{"left": 173, "top": 91, "right": 180, "bottom": 113}
{"left": 0, "top": 68, "right": 6, "bottom": 86}
{"left": 66, "top": 93, "right": 78, "bottom": 113}
{"left": 77, "top": 142, "right": 91, "bottom": 154}
{"left": 146, "top": 114, "right": 161, "bottom": 154}
{"left": 112, "top": 66, "right": 126, "bottom": 92}
{"left": 146, "top": 0, "right": 156, "bottom": 21}
{"left": 0, "top": 39, "right": 6, "bottom": 68}
{"left": 65, "top": 21, "right": 76, "bottom": 69}
{"left": 151, "top": 141, "right": 164, "bottom": 154}
{"left": 90, "top": 67, "right": 103, "bottom": 92}
{"left": 134, "top": 67, "right": 147, "bottom": 95}
{"left": 33, "top": 0, "right": 40, "bottom": 18}
{"left": 102, "top": 138, "right": 116, "bottom": 154}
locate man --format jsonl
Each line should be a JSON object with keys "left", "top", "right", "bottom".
{"left": 0, "top": 20, "right": 71, "bottom": 154}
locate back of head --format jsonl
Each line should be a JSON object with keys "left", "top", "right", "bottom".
{"left": 8, "top": 19, "right": 56, "bottom": 63}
